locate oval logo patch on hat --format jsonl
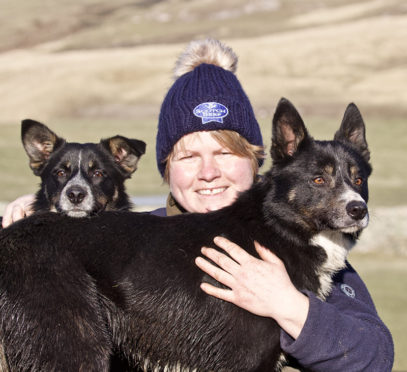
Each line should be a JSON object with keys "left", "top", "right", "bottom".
{"left": 193, "top": 102, "right": 229, "bottom": 124}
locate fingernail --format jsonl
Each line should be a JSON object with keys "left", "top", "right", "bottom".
{"left": 213, "top": 236, "right": 222, "bottom": 244}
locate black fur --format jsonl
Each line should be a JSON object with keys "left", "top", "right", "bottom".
{"left": 0, "top": 99, "right": 372, "bottom": 371}
{"left": 21, "top": 119, "right": 146, "bottom": 216}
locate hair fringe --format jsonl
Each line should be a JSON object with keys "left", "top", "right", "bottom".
{"left": 174, "top": 38, "right": 238, "bottom": 79}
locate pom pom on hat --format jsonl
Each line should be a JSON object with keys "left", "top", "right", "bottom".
{"left": 156, "top": 38, "right": 263, "bottom": 177}
{"left": 174, "top": 38, "right": 238, "bottom": 78}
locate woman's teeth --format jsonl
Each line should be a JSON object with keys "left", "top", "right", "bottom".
{"left": 198, "top": 187, "right": 226, "bottom": 196}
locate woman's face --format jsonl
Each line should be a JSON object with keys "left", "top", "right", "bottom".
{"left": 169, "top": 131, "right": 254, "bottom": 213}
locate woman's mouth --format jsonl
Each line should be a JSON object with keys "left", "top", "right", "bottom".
{"left": 197, "top": 187, "right": 227, "bottom": 196}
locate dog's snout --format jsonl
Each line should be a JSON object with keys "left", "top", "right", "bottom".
{"left": 346, "top": 201, "right": 367, "bottom": 220}
{"left": 66, "top": 186, "right": 87, "bottom": 205}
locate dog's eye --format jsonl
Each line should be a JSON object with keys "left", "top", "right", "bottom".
{"left": 354, "top": 178, "right": 363, "bottom": 186}
{"left": 93, "top": 170, "right": 103, "bottom": 178}
{"left": 313, "top": 177, "right": 325, "bottom": 185}
{"left": 56, "top": 170, "right": 66, "bottom": 177}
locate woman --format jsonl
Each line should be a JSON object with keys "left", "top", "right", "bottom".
{"left": 2, "top": 38, "right": 394, "bottom": 371}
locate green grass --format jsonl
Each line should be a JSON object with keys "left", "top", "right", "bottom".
{"left": 349, "top": 251, "right": 407, "bottom": 371}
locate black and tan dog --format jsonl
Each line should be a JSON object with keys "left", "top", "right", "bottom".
{"left": 0, "top": 99, "right": 371, "bottom": 371}
{"left": 13, "top": 120, "right": 146, "bottom": 217}
{"left": 0, "top": 120, "right": 146, "bottom": 371}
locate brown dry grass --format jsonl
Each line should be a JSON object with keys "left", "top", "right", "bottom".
{"left": 0, "top": 0, "right": 406, "bottom": 123}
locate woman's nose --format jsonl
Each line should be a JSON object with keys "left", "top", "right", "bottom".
{"left": 198, "top": 156, "right": 221, "bottom": 181}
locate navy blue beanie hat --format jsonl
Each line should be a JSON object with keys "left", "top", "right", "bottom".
{"left": 156, "top": 39, "right": 263, "bottom": 177}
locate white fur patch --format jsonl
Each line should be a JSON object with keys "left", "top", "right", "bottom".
{"left": 59, "top": 151, "right": 95, "bottom": 215}
{"left": 276, "top": 353, "right": 287, "bottom": 371}
{"left": 340, "top": 188, "right": 364, "bottom": 204}
{"left": 140, "top": 352, "right": 286, "bottom": 371}
{"left": 310, "top": 231, "right": 354, "bottom": 300}
{"left": 139, "top": 357, "right": 197, "bottom": 372}
{"left": 59, "top": 172, "right": 94, "bottom": 213}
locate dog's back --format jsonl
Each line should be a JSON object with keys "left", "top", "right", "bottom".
{"left": 0, "top": 99, "right": 372, "bottom": 371}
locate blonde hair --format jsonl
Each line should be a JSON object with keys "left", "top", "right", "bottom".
{"left": 163, "top": 130, "right": 265, "bottom": 183}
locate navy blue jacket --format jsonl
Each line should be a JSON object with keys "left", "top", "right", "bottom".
{"left": 151, "top": 207, "right": 394, "bottom": 371}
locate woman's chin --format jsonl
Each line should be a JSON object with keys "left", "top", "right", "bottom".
{"left": 201, "top": 199, "right": 232, "bottom": 213}
{"left": 189, "top": 190, "right": 238, "bottom": 213}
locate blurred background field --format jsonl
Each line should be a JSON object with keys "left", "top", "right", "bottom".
{"left": 0, "top": 0, "right": 406, "bottom": 369}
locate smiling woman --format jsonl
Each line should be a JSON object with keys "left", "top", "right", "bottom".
{"left": 152, "top": 37, "right": 265, "bottom": 216}
{"left": 0, "top": 37, "right": 394, "bottom": 371}
{"left": 167, "top": 131, "right": 255, "bottom": 213}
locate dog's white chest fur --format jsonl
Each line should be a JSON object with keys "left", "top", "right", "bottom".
{"left": 310, "top": 231, "right": 355, "bottom": 300}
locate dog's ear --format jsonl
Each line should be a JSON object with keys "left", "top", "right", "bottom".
{"left": 21, "top": 119, "right": 66, "bottom": 176}
{"left": 271, "top": 98, "right": 309, "bottom": 162}
{"left": 100, "top": 136, "right": 146, "bottom": 176}
{"left": 334, "top": 103, "right": 370, "bottom": 163}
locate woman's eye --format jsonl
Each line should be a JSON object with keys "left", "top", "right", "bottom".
{"left": 176, "top": 153, "right": 194, "bottom": 161}
{"left": 313, "top": 177, "right": 325, "bottom": 185}
{"left": 216, "top": 151, "right": 234, "bottom": 159}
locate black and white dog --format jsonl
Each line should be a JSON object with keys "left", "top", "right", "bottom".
{"left": 0, "top": 99, "right": 371, "bottom": 372}
{"left": 17, "top": 120, "right": 145, "bottom": 216}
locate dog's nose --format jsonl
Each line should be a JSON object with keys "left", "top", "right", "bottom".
{"left": 346, "top": 201, "right": 367, "bottom": 220}
{"left": 66, "top": 186, "right": 87, "bottom": 205}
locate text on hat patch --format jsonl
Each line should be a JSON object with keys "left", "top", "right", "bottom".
{"left": 193, "top": 102, "right": 229, "bottom": 124}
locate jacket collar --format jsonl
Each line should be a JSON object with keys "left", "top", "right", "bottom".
{"left": 166, "top": 193, "right": 187, "bottom": 216}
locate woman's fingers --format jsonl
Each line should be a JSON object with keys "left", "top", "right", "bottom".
{"left": 199, "top": 282, "right": 235, "bottom": 303}
{"left": 3, "top": 204, "right": 25, "bottom": 228}
{"left": 195, "top": 254, "right": 235, "bottom": 288}
{"left": 200, "top": 245, "right": 241, "bottom": 274}
{"left": 195, "top": 255, "right": 237, "bottom": 303}
{"left": 212, "top": 236, "right": 252, "bottom": 264}
{"left": 211, "top": 237, "right": 282, "bottom": 266}
{"left": 254, "top": 241, "right": 283, "bottom": 265}
{"left": 2, "top": 194, "right": 35, "bottom": 228}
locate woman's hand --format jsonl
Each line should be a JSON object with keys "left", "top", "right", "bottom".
{"left": 195, "top": 236, "right": 310, "bottom": 340}
{"left": 2, "top": 194, "right": 35, "bottom": 228}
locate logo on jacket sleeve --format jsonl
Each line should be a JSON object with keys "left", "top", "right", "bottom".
{"left": 193, "top": 102, "right": 229, "bottom": 124}
{"left": 340, "top": 283, "right": 356, "bottom": 298}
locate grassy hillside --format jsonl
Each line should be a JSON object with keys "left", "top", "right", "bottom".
{"left": 2, "top": 0, "right": 401, "bottom": 52}
{"left": 0, "top": 0, "right": 406, "bottom": 123}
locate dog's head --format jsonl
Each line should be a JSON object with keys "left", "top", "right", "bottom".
{"left": 265, "top": 98, "right": 372, "bottom": 236}
{"left": 21, "top": 119, "right": 146, "bottom": 217}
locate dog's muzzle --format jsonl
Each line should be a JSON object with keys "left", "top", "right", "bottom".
{"left": 346, "top": 201, "right": 368, "bottom": 221}
{"left": 66, "top": 186, "right": 88, "bottom": 205}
